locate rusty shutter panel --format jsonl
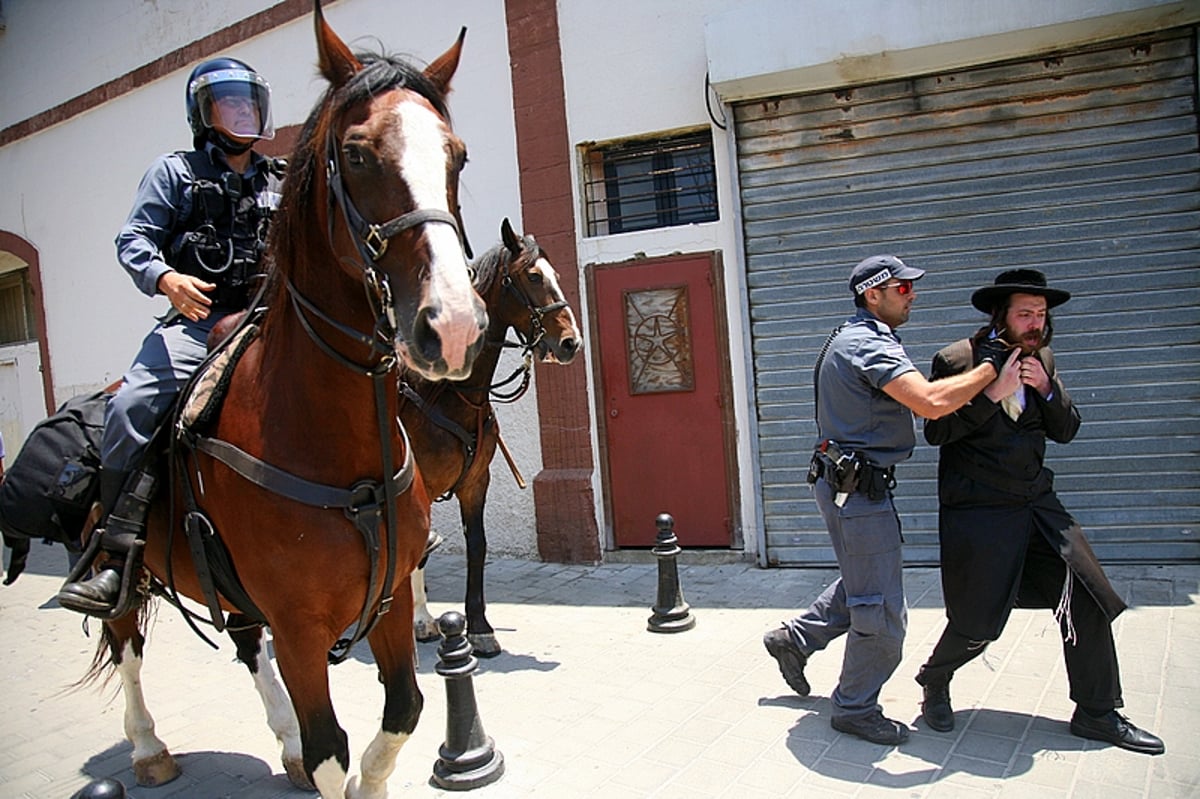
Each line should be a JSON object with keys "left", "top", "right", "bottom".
{"left": 736, "top": 28, "right": 1200, "bottom": 566}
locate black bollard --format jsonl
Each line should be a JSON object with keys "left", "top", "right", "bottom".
{"left": 70, "top": 778, "right": 127, "bottom": 799}
{"left": 647, "top": 513, "right": 696, "bottom": 633}
{"left": 431, "top": 610, "right": 505, "bottom": 790}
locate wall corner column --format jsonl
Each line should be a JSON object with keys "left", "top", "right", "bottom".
{"left": 505, "top": 0, "right": 601, "bottom": 563}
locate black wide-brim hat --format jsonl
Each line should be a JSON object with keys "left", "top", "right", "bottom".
{"left": 971, "top": 268, "right": 1071, "bottom": 313}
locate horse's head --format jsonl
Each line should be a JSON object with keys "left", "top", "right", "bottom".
{"left": 276, "top": 4, "right": 486, "bottom": 380}
{"left": 490, "top": 218, "right": 581, "bottom": 365}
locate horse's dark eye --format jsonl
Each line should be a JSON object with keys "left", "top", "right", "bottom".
{"left": 527, "top": 271, "right": 544, "bottom": 285}
{"left": 343, "top": 145, "right": 366, "bottom": 167}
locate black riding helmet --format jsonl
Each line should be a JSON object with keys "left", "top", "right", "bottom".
{"left": 186, "top": 57, "right": 274, "bottom": 153}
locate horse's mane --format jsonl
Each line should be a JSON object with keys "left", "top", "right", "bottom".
{"left": 470, "top": 235, "right": 542, "bottom": 294}
{"left": 266, "top": 50, "right": 452, "bottom": 288}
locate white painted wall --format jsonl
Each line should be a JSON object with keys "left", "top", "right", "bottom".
{"left": 705, "top": 0, "right": 1198, "bottom": 100}
{"left": 0, "top": 0, "right": 281, "bottom": 129}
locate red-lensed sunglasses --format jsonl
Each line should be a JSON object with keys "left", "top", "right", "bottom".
{"left": 879, "top": 279, "right": 914, "bottom": 296}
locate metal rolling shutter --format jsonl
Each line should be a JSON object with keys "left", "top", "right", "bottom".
{"left": 737, "top": 28, "right": 1200, "bottom": 566}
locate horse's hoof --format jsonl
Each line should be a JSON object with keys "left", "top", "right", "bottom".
{"left": 133, "top": 750, "right": 181, "bottom": 786}
{"left": 414, "top": 619, "right": 440, "bottom": 642}
{"left": 469, "top": 632, "right": 501, "bottom": 658}
{"left": 283, "top": 756, "right": 314, "bottom": 790}
{"left": 346, "top": 774, "right": 387, "bottom": 799}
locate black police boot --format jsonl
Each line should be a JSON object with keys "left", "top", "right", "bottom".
{"left": 57, "top": 468, "right": 153, "bottom": 617}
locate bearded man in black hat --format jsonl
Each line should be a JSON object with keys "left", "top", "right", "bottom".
{"left": 914, "top": 268, "right": 1164, "bottom": 755}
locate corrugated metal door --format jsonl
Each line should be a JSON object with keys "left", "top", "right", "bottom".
{"left": 737, "top": 28, "right": 1200, "bottom": 566}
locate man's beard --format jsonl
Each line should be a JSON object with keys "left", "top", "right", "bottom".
{"left": 1019, "top": 330, "right": 1044, "bottom": 354}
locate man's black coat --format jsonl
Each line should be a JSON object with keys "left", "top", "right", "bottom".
{"left": 925, "top": 339, "right": 1125, "bottom": 641}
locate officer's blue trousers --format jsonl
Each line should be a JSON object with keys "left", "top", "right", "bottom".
{"left": 783, "top": 477, "right": 907, "bottom": 722}
{"left": 102, "top": 312, "right": 227, "bottom": 473}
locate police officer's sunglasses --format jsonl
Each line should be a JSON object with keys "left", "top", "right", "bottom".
{"left": 879, "top": 279, "right": 914, "bottom": 295}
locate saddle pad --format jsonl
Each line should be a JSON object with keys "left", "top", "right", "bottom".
{"left": 180, "top": 323, "right": 259, "bottom": 431}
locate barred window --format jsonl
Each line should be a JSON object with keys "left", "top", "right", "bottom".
{"left": 583, "top": 131, "right": 718, "bottom": 236}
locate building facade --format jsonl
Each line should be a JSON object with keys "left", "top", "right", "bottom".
{"left": 1, "top": 0, "right": 1196, "bottom": 564}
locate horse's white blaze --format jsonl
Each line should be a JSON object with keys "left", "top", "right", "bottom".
{"left": 395, "top": 100, "right": 480, "bottom": 374}
{"left": 534, "top": 256, "right": 580, "bottom": 337}
{"left": 311, "top": 757, "right": 347, "bottom": 799}
{"left": 347, "top": 730, "right": 410, "bottom": 799}
{"left": 115, "top": 642, "right": 168, "bottom": 764}
{"left": 250, "top": 646, "right": 303, "bottom": 765}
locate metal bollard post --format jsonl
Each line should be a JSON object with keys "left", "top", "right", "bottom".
{"left": 647, "top": 513, "right": 696, "bottom": 633}
{"left": 431, "top": 611, "right": 505, "bottom": 790}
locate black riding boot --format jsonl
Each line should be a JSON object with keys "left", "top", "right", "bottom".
{"left": 56, "top": 468, "right": 153, "bottom": 616}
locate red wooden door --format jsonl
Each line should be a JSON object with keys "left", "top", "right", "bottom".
{"left": 592, "top": 254, "right": 734, "bottom": 547}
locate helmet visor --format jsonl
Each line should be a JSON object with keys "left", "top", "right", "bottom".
{"left": 192, "top": 69, "right": 274, "bottom": 141}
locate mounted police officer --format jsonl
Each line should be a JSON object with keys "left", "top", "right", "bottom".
{"left": 57, "top": 58, "right": 285, "bottom": 616}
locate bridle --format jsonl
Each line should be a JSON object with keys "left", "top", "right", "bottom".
{"left": 484, "top": 247, "right": 569, "bottom": 402}
{"left": 283, "top": 128, "right": 467, "bottom": 376}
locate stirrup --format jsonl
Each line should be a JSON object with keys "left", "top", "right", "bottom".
{"left": 60, "top": 537, "right": 146, "bottom": 620}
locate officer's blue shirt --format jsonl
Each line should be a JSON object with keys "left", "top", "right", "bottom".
{"left": 816, "top": 308, "right": 918, "bottom": 468}
{"left": 114, "top": 143, "right": 279, "bottom": 298}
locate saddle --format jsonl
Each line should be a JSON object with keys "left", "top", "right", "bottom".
{"left": 169, "top": 317, "right": 269, "bottom": 633}
{"left": 180, "top": 320, "right": 259, "bottom": 432}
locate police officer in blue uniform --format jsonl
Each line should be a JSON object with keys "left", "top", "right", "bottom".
{"left": 57, "top": 58, "right": 284, "bottom": 616}
{"left": 763, "top": 255, "right": 1021, "bottom": 745}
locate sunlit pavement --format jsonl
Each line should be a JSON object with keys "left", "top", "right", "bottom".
{"left": 1, "top": 541, "right": 1196, "bottom": 798}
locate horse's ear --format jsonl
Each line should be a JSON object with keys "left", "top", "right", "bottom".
{"left": 501, "top": 217, "right": 521, "bottom": 256}
{"left": 314, "top": 0, "right": 361, "bottom": 88}
{"left": 424, "top": 27, "right": 467, "bottom": 95}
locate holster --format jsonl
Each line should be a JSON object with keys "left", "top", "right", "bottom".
{"left": 808, "top": 440, "right": 894, "bottom": 501}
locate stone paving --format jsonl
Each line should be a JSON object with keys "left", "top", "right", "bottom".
{"left": 0, "top": 541, "right": 1196, "bottom": 798}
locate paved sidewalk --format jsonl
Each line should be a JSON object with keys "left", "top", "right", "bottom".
{"left": 0, "top": 541, "right": 1196, "bottom": 798}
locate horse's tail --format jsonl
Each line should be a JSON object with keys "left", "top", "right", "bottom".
{"left": 73, "top": 597, "right": 156, "bottom": 693}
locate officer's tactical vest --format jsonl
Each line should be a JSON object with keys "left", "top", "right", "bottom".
{"left": 168, "top": 149, "right": 285, "bottom": 310}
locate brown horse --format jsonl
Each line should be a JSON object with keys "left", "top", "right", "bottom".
{"left": 84, "top": 6, "right": 486, "bottom": 799}
{"left": 404, "top": 218, "right": 581, "bottom": 657}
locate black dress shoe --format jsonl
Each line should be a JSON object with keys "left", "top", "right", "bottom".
{"left": 763, "top": 627, "right": 810, "bottom": 696}
{"left": 921, "top": 680, "right": 954, "bottom": 732}
{"left": 1069, "top": 708, "right": 1165, "bottom": 755}
{"left": 831, "top": 710, "right": 910, "bottom": 745}
{"left": 56, "top": 569, "right": 122, "bottom": 615}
